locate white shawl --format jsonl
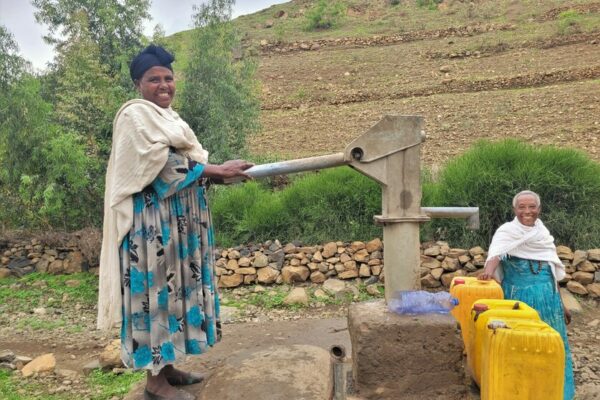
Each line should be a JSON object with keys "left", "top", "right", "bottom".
{"left": 97, "top": 99, "right": 209, "bottom": 330}
{"left": 486, "top": 217, "right": 565, "bottom": 283}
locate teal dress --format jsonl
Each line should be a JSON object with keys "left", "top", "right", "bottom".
{"left": 500, "top": 256, "right": 575, "bottom": 400}
{"left": 119, "top": 149, "right": 221, "bottom": 374}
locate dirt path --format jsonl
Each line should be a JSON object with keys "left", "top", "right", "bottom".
{"left": 1, "top": 295, "right": 599, "bottom": 399}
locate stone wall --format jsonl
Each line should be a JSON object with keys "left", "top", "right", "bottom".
{"left": 1, "top": 237, "right": 599, "bottom": 298}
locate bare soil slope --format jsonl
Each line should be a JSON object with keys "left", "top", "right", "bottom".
{"left": 244, "top": 1, "right": 600, "bottom": 168}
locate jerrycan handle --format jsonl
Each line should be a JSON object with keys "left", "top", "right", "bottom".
{"left": 487, "top": 320, "right": 510, "bottom": 333}
{"left": 472, "top": 303, "right": 488, "bottom": 322}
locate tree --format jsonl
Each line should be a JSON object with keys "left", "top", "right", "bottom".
{"left": 179, "top": 0, "right": 261, "bottom": 164}
{"left": 32, "top": 0, "right": 150, "bottom": 76}
{"left": 0, "top": 25, "right": 31, "bottom": 91}
{"left": 52, "top": 12, "right": 128, "bottom": 157}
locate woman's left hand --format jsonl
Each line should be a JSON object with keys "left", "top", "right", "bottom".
{"left": 220, "top": 159, "right": 254, "bottom": 180}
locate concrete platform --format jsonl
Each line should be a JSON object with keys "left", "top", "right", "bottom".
{"left": 348, "top": 300, "right": 468, "bottom": 399}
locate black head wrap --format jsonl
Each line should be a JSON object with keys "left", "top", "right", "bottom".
{"left": 129, "top": 44, "right": 175, "bottom": 82}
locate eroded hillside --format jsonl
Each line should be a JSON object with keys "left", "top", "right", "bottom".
{"left": 233, "top": 0, "right": 600, "bottom": 168}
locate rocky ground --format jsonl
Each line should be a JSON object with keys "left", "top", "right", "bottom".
{"left": 0, "top": 279, "right": 599, "bottom": 399}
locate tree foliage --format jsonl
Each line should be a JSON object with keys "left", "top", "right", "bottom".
{"left": 52, "top": 14, "right": 128, "bottom": 156}
{"left": 179, "top": 0, "right": 261, "bottom": 164}
{"left": 0, "top": 25, "right": 31, "bottom": 91}
{"left": 0, "top": 1, "right": 154, "bottom": 230}
{"left": 32, "top": 0, "right": 150, "bottom": 76}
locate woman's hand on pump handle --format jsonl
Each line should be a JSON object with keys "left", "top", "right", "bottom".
{"left": 203, "top": 160, "right": 254, "bottom": 182}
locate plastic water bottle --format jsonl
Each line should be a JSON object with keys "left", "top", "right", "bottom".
{"left": 388, "top": 290, "right": 459, "bottom": 315}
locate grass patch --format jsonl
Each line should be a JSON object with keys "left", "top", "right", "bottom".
{"left": 15, "top": 316, "right": 66, "bottom": 331}
{"left": 425, "top": 139, "right": 600, "bottom": 249}
{"left": 0, "top": 272, "right": 98, "bottom": 313}
{"left": 86, "top": 369, "right": 145, "bottom": 400}
{"left": 0, "top": 370, "right": 68, "bottom": 400}
{"left": 557, "top": 10, "right": 583, "bottom": 35}
{"left": 220, "top": 283, "right": 384, "bottom": 311}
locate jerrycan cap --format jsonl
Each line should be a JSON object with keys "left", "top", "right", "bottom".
{"left": 453, "top": 278, "right": 466, "bottom": 286}
{"left": 473, "top": 303, "right": 489, "bottom": 312}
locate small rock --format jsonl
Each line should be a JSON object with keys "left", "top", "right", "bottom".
{"left": 0, "top": 350, "right": 15, "bottom": 363}
{"left": 253, "top": 253, "right": 269, "bottom": 268}
{"left": 14, "top": 355, "right": 32, "bottom": 370}
{"left": 82, "top": 359, "right": 102, "bottom": 376}
{"left": 283, "top": 288, "right": 308, "bottom": 306}
{"left": 366, "top": 284, "right": 380, "bottom": 296}
{"left": 99, "top": 340, "right": 122, "bottom": 369}
{"left": 560, "top": 288, "right": 584, "bottom": 312}
{"left": 322, "top": 278, "right": 346, "bottom": 294}
{"left": 321, "top": 242, "right": 337, "bottom": 258}
{"left": 21, "top": 353, "right": 56, "bottom": 377}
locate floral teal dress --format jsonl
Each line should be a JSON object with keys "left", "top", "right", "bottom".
{"left": 119, "top": 149, "right": 221, "bottom": 374}
{"left": 500, "top": 256, "right": 575, "bottom": 400}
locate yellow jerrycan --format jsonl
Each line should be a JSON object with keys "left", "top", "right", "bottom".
{"left": 481, "top": 318, "right": 564, "bottom": 400}
{"left": 467, "top": 299, "right": 540, "bottom": 385}
{"left": 449, "top": 277, "right": 504, "bottom": 347}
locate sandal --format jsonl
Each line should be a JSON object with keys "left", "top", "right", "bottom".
{"left": 166, "top": 371, "right": 205, "bottom": 386}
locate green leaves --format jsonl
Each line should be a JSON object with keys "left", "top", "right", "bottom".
{"left": 304, "top": 0, "right": 347, "bottom": 31}
{"left": 32, "top": 0, "right": 150, "bottom": 76}
{"left": 179, "top": 0, "right": 261, "bottom": 164}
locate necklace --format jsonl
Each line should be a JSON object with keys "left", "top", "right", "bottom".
{"left": 528, "top": 260, "right": 543, "bottom": 274}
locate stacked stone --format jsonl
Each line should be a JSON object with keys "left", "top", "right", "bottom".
{"left": 1, "top": 237, "right": 599, "bottom": 298}
{"left": 215, "top": 238, "right": 383, "bottom": 288}
{"left": 419, "top": 242, "right": 486, "bottom": 289}
{"left": 556, "top": 246, "right": 600, "bottom": 298}
{"left": 258, "top": 23, "right": 513, "bottom": 54}
{"left": 419, "top": 242, "right": 600, "bottom": 298}
{"left": 0, "top": 238, "right": 84, "bottom": 278}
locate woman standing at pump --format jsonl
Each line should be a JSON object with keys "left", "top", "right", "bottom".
{"left": 479, "top": 190, "right": 575, "bottom": 400}
{"left": 97, "top": 45, "right": 253, "bottom": 400}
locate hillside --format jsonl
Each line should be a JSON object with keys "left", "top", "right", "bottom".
{"left": 171, "top": 0, "right": 600, "bottom": 169}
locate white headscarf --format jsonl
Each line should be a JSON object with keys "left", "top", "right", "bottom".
{"left": 97, "top": 99, "right": 208, "bottom": 330}
{"left": 486, "top": 217, "right": 565, "bottom": 283}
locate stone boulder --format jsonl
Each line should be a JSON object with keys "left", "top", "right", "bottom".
{"left": 281, "top": 266, "right": 309, "bottom": 284}
{"left": 21, "top": 353, "right": 56, "bottom": 377}
{"left": 322, "top": 279, "right": 346, "bottom": 294}
{"left": 99, "top": 339, "right": 123, "bottom": 369}
{"left": 257, "top": 267, "right": 280, "bottom": 284}
{"left": 283, "top": 288, "right": 308, "bottom": 306}
{"left": 219, "top": 273, "right": 243, "bottom": 288}
{"left": 199, "top": 345, "right": 332, "bottom": 400}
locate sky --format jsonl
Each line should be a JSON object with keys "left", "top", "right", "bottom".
{"left": 0, "top": 0, "right": 287, "bottom": 71}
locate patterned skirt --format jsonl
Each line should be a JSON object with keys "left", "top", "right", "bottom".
{"left": 501, "top": 256, "right": 575, "bottom": 400}
{"left": 119, "top": 182, "right": 220, "bottom": 375}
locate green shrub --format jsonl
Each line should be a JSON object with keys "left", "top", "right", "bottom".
{"left": 425, "top": 139, "right": 600, "bottom": 249}
{"left": 557, "top": 10, "right": 583, "bottom": 35}
{"left": 416, "top": 0, "right": 443, "bottom": 11}
{"left": 304, "top": 0, "right": 347, "bottom": 31}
